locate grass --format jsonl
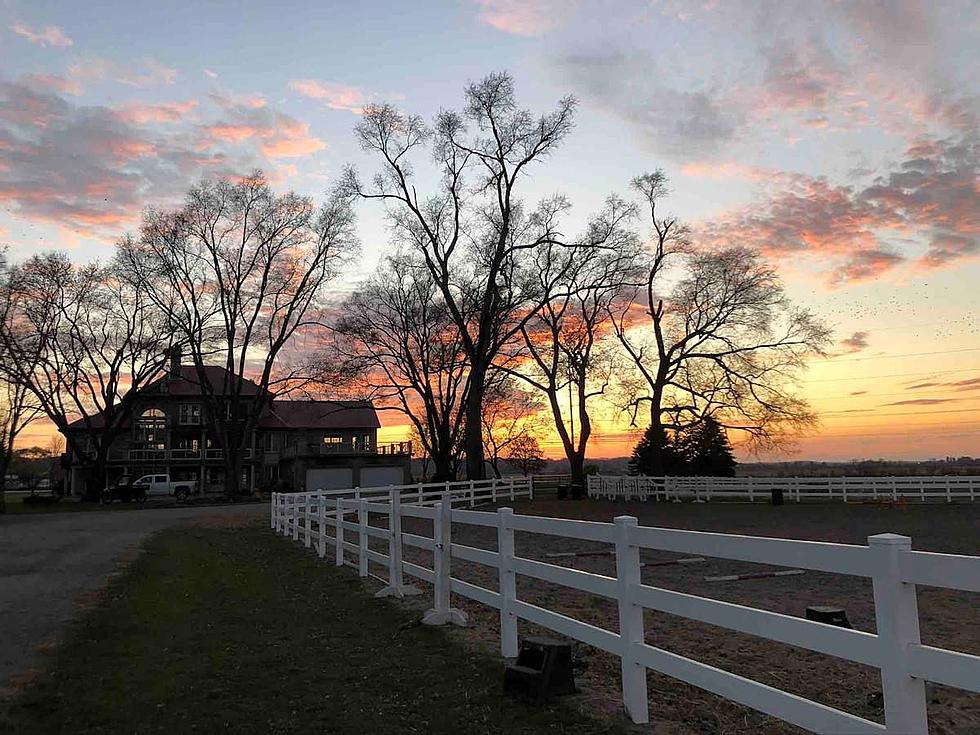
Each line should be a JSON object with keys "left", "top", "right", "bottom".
{"left": 1, "top": 493, "right": 264, "bottom": 514}
{"left": 0, "top": 521, "right": 625, "bottom": 734}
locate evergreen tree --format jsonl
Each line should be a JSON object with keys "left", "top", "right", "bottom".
{"left": 628, "top": 424, "right": 686, "bottom": 476}
{"left": 681, "top": 416, "right": 737, "bottom": 476}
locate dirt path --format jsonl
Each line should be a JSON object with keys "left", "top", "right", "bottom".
{"left": 0, "top": 503, "right": 267, "bottom": 693}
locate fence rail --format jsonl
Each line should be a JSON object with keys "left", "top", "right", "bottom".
{"left": 270, "top": 485, "right": 980, "bottom": 734}
{"left": 587, "top": 474, "right": 980, "bottom": 503}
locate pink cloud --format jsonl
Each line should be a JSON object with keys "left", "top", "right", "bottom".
{"left": 474, "top": 0, "right": 568, "bottom": 36}
{"left": 696, "top": 135, "right": 979, "bottom": 284}
{"left": 203, "top": 69, "right": 218, "bottom": 79}
{"left": 118, "top": 58, "right": 177, "bottom": 87}
{"left": 67, "top": 57, "right": 176, "bottom": 89}
{"left": 21, "top": 73, "right": 81, "bottom": 96}
{"left": 116, "top": 100, "right": 198, "bottom": 124}
{"left": 679, "top": 161, "right": 773, "bottom": 182}
{"left": 288, "top": 79, "right": 369, "bottom": 112}
{"left": 9, "top": 22, "right": 72, "bottom": 47}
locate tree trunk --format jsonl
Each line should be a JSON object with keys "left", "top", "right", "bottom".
{"left": 224, "top": 452, "right": 242, "bottom": 499}
{"left": 84, "top": 449, "right": 109, "bottom": 503}
{"left": 430, "top": 452, "right": 455, "bottom": 483}
{"left": 464, "top": 364, "right": 487, "bottom": 480}
{"left": 568, "top": 451, "right": 586, "bottom": 489}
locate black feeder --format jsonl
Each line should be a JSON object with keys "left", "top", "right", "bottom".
{"left": 504, "top": 637, "right": 577, "bottom": 701}
{"left": 771, "top": 487, "right": 784, "bottom": 505}
{"left": 805, "top": 605, "right": 852, "bottom": 628}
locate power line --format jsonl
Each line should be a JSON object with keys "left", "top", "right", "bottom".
{"left": 822, "top": 407, "right": 980, "bottom": 418}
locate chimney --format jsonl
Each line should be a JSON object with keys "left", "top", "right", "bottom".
{"left": 168, "top": 346, "right": 182, "bottom": 378}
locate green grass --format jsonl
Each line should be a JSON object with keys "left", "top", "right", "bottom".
{"left": 0, "top": 523, "right": 625, "bottom": 734}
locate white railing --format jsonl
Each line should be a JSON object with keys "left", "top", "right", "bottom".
{"left": 269, "top": 488, "right": 980, "bottom": 734}
{"left": 587, "top": 475, "right": 980, "bottom": 503}
{"left": 304, "top": 476, "right": 533, "bottom": 509}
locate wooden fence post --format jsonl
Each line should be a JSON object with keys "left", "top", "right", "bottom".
{"left": 509, "top": 476, "right": 515, "bottom": 501}
{"left": 497, "top": 507, "right": 518, "bottom": 658}
{"left": 869, "top": 533, "right": 928, "bottom": 734}
{"left": 317, "top": 493, "right": 327, "bottom": 559}
{"left": 335, "top": 498, "right": 344, "bottom": 567}
{"left": 292, "top": 494, "right": 300, "bottom": 541}
{"left": 422, "top": 494, "right": 467, "bottom": 626}
{"left": 303, "top": 494, "right": 312, "bottom": 549}
{"left": 358, "top": 499, "right": 368, "bottom": 578}
{"left": 529, "top": 475, "right": 535, "bottom": 501}
{"left": 614, "top": 515, "right": 649, "bottom": 724}
{"left": 469, "top": 479, "right": 476, "bottom": 508}
{"left": 271, "top": 492, "right": 277, "bottom": 529}
{"left": 377, "top": 487, "right": 420, "bottom": 598}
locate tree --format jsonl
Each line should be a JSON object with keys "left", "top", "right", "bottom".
{"left": 628, "top": 424, "right": 686, "bottom": 476}
{"left": 505, "top": 220, "right": 640, "bottom": 487}
{"left": 10, "top": 445, "right": 53, "bottom": 495}
{"left": 505, "top": 434, "right": 546, "bottom": 477}
{"left": 0, "top": 253, "right": 172, "bottom": 500}
{"left": 481, "top": 374, "right": 544, "bottom": 479}
{"left": 333, "top": 254, "right": 468, "bottom": 482}
{"left": 344, "top": 73, "right": 624, "bottom": 479}
{"left": 119, "top": 171, "right": 357, "bottom": 498}
{"left": 610, "top": 171, "right": 831, "bottom": 462}
{"left": 679, "top": 416, "right": 737, "bottom": 477}
{"left": 0, "top": 378, "right": 43, "bottom": 512}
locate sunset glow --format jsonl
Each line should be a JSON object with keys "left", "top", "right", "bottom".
{"left": 4, "top": 1, "right": 978, "bottom": 462}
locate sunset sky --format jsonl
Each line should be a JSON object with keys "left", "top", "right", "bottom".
{"left": 2, "top": 1, "right": 978, "bottom": 462}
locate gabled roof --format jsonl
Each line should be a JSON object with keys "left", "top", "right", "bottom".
{"left": 159, "top": 366, "right": 264, "bottom": 397}
{"left": 260, "top": 400, "right": 380, "bottom": 431}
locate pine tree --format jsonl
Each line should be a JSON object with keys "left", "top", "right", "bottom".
{"left": 628, "top": 424, "right": 686, "bottom": 476}
{"left": 681, "top": 416, "right": 737, "bottom": 476}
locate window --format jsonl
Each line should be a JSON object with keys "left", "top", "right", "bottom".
{"left": 179, "top": 404, "right": 201, "bottom": 425}
{"left": 135, "top": 408, "right": 166, "bottom": 449}
{"left": 323, "top": 435, "right": 343, "bottom": 444}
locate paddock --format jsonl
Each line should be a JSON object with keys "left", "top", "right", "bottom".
{"left": 397, "top": 501, "right": 980, "bottom": 734}
{"left": 275, "top": 491, "right": 980, "bottom": 734}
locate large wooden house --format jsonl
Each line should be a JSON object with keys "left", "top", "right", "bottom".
{"left": 62, "top": 354, "right": 410, "bottom": 497}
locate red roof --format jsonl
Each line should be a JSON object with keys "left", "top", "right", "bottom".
{"left": 164, "top": 366, "right": 263, "bottom": 397}
{"left": 260, "top": 400, "right": 380, "bottom": 430}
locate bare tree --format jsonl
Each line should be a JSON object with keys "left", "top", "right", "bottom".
{"left": 481, "top": 374, "right": 544, "bottom": 479}
{"left": 610, "top": 172, "right": 831, "bottom": 470}
{"left": 505, "top": 434, "right": 547, "bottom": 477}
{"left": 503, "top": 213, "right": 640, "bottom": 487}
{"left": 119, "top": 172, "right": 357, "bottom": 497}
{"left": 333, "top": 254, "right": 468, "bottom": 482}
{"left": 0, "top": 252, "right": 172, "bottom": 500}
{"left": 342, "top": 73, "right": 595, "bottom": 479}
{"left": 0, "top": 379, "right": 43, "bottom": 511}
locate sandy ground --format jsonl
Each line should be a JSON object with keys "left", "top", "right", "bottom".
{"left": 371, "top": 499, "right": 980, "bottom": 735}
{"left": 0, "top": 502, "right": 268, "bottom": 694}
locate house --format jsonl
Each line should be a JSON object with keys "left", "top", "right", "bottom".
{"left": 62, "top": 352, "right": 411, "bottom": 496}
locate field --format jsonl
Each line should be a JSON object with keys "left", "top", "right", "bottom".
{"left": 0, "top": 517, "right": 625, "bottom": 735}
{"left": 388, "top": 499, "right": 980, "bottom": 734}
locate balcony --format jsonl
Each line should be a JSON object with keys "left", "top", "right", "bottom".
{"left": 127, "top": 448, "right": 254, "bottom": 461}
{"left": 280, "top": 441, "right": 412, "bottom": 459}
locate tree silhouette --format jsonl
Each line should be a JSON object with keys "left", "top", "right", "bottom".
{"left": 679, "top": 416, "right": 737, "bottom": 477}
{"left": 628, "top": 424, "right": 685, "bottom": 476}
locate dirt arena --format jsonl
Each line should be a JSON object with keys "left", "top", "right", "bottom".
{"left": 386, "top": 499, "right": 980, "bottom": 734}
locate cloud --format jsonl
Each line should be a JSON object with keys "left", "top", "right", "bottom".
{"left": 116, "top": 100, "right": 198, "bottom": 124}
{"left": 886, "top": 398, "right": 957, "bottom": 406}
{"left": 199, "top": 92, "right": 326, "bottom": 159}
{"left": 0, "top": 79, "right": 323, "bottom": 237}
{"left": 474, "top": 0, "right": 568, "bottom": 36}
{"left": 908, "top": 376, "right": 980, "bottom": 392}
{"left": 9, "top": 22, "right": 73, "bottom": 47}
{"left": 696, "top": 135, "right": 979, "bottom": 284}
{"left": 556, "top": 50, "right": 741, "bottom": 157}
{"left": 203, "top": 69, "right": 218, "bottom": 80}
{"left": 288, "top": 79, "right": 370, "bottom": 112}
{"left": 838, "top": 331, "right": 870, "bottom": 354}
{"left": 20, "top": 73, "right": 81, "bottom": 96}
{"left": 67, "top": 57, "right": 177, "bottom": 89}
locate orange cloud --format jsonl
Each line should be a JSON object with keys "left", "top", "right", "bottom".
{"left": 289, "top": 79, "right": 369, "bottom": 112}
{"left": 9, "top": 22, "right": 72, "bottom": 47}
{"left": 21, "top": 73, "right": 81, "bottom": 96}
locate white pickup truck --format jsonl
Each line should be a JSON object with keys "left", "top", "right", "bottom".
{"left": 132, "top": 474, "right": 197, "bottom": 501}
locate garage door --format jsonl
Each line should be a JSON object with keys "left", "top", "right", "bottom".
{"left": 359, "top": 466, "right": 405, "bottom": 488}
{"left": 305, "top": 468, "right": 353, "bottom": 491}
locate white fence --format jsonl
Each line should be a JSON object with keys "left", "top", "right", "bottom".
{"left": 270, "top": 485, "right": 980, "bottom": 734}
{"left": 587, "top": 474, "right": 980, "bottom": 503}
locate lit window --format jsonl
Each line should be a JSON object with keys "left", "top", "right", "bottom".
{"left": 323, "top": 436, "right": 342, "bottom": 444}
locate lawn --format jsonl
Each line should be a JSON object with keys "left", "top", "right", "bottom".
{"left": 1, "top": 493, "right": 264, "bottom": 514}
{"left": 0, "top": 519, "right": 626, "bottom": 735}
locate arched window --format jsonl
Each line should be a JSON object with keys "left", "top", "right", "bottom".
{"left": 135, "top": 408, "right": 166, "bottom": 449}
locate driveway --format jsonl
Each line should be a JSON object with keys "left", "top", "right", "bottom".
{"left": 0, "top": 503, "right": 268, "bottom": 691}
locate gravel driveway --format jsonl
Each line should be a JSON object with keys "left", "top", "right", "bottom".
{"left": 0, "top": 503, "right": 268, "bottom": 691}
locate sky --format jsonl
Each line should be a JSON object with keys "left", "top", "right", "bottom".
{"left": 1, "top": 0, "right": 978, "bottom": 462}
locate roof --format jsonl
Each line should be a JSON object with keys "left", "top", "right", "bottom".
{"left": 164, "top": 366, "right": 263, "bottom": 397}
{"left": 260, "top": 400, "right": 380, "bottom": 431}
